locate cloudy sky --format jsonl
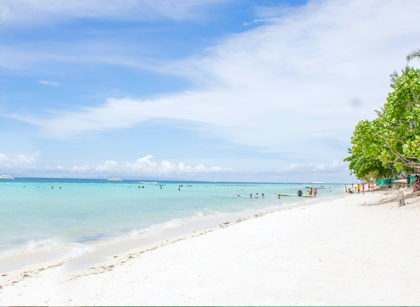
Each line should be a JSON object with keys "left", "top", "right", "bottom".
{"left": 0, "top": 0, "right": 419, "bottom": 182}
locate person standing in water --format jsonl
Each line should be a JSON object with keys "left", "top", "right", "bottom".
{"left": 313, "top": 188, "right": 317, "bottom": 197}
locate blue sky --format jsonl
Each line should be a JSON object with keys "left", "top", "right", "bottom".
{"left": 0, "top": 0, "right": 419, "bottom": 182}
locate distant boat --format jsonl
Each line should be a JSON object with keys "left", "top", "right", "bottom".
{"left": 0, "top": 175, "right": 14, "bottom": 180}
{"left": 139, "top": 181, "right": 158, "bottom": 185}
{"left": 108, "top": 178, "right": 123, "bottom": 182}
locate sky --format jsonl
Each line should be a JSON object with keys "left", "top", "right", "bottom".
{"left": 0, "top": 0, "right": 419, "bottom": 182}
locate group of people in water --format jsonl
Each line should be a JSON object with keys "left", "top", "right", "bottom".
{"left": 296, "top": 187, "right": 317, "bottom": 197}
{"left": 249, "top": 193, "right": 264, "bottom": 199}
{"left": 235, "top": 193, "right": 265, "bottom": 199}
{"left": 308, "top": 187, "right": 317, "bottom": 197}
{"left": 23, "top": 185, "right": 62, "bottom": 190}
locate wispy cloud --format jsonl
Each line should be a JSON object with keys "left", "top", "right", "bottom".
{"left": 0, "top": 0, "right": 416, "bottom": 182}
{"left": 0, "top": 0, "right": 233, "bottom": 25}
{"left": 38, "top": 80, "right": 60, "bottom": 87}
{"left": 9, "top": 0, "right": 419, "bottom": 163}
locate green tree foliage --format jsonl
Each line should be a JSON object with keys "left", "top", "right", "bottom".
{"left": 378, "top": 68, "right": 420, "bottom": 171}
{"left": 344, "top": 120, "right": 393, "bottom": 180}
{"left": 345, "top": 58, "right": 419, "bottom": 180}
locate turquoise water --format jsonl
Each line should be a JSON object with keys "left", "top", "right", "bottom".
{"left": 0, "top": 178, "right": 344, "bottom": 254}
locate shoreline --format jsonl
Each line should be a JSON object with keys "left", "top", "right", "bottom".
{"left": 0, "top": 194, "right": 345, "bottom": 276}
{"left": 1, "top": 189, "right": 419, "bottom": 305}
{"left": 0, "top": 192, "right": 343, "bottom": 279}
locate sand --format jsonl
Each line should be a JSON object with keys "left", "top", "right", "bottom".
{"left": 0, "top": 190, "right": 419, "bottom": 305}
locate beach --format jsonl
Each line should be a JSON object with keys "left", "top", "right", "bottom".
{"left": 0, "top": 189, "right": 419, "bottom": 305}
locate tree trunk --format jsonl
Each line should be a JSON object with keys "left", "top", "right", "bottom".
{"left": 398, "top": 191, "right": 405, "bottom": 206}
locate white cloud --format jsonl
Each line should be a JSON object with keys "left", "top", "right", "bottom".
{"left": 0, "top": 152, "right": 351, "bottom": 181}
{"left": 0, "top": 153, "right": 9, "bottom": 163}
{"left": 71, "top": 155, "right": 227, "bottom": 176}
{"left": 38, "top": 80, "right": 60, "bottom": 87}
{"left": 0, "top": 153, "right": 36, "bottom": 169}
{"left": 0, "top": 153, "right": 226, "bottom": 177}
{"left": 0, "top": 0, "right": 232, "bottom": 25}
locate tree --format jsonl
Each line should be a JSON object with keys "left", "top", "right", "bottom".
{"left": 344, "top": 120, "right": 393, "bottom": 180}
{"left": 345, "top": 53, "right": 420, "bottom": 180}
{"left": 377, "top": 68, "right": 420, "bottom": 171}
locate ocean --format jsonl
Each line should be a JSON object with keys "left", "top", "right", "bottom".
{"left": 0, "top": 178, "right": 344, "bottom": 272}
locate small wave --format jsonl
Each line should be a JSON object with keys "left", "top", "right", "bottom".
{"left": 67, "top": 245, "right": 94, "bottom": 257}
{"left": 193, "top": 208, "right": 222, "bottom": 217}
{"left": 0, "top": 238, "right": 62, "bottom": 258}
{"left": 116, "top": 218, "right": 187, "bottom": 241}
{"left": 125, "top": 211, "right": 222, "bottom": 240}
{"left": 139, "top": 219, "right": 185, "bottom": 235}
{"left": 107, "top": 211, "right": 224, "bottom": 244}
{"left": 0, "top": 237, "right": 93, "bottom": 261}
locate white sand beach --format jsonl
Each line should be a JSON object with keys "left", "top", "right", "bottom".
{"left": 1, "top": 190, "right": 419, "bottom": 305}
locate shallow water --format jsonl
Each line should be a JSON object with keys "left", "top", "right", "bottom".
{"left": 0, "top": 178, "right": 344, "bottom": 270}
